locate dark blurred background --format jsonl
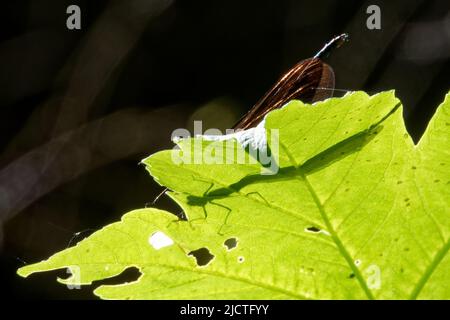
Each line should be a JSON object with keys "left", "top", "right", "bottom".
{"left": 0, "top": 0, "right": 449, "bottom": 299}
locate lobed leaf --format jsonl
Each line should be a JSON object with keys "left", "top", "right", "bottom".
{"left": 18, "top": 91, "right": 450, "bottom": 299}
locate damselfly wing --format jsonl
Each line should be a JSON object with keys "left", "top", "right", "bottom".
{"left": 233, "top": 33, "right": 348, "bottom": 130}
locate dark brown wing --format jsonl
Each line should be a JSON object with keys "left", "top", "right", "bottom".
{"left": 233, "top": 57, "right": 335, "bottom": 130}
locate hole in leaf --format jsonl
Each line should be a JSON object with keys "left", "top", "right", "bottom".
{"left": 305, "top": 226, "right": 321, "bottom": 233}
{"left": 348, "top": 273, "right": 355, "bottom": 279}
{"left": 304, "top": 226, "right": 330, "bottom": 236}
{"left": 188, "top": 248, "right": 214, "bottom": 266}
{"left": 238, "top": 256, "right": 245, "bottom": 263}
{"left": 93, "top": 266, "right": 141, "bottom": 287}
{"left": 224, "top": 238, "right": 238, "bottom": 250}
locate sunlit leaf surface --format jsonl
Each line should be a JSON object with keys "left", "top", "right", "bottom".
{"left": 18, "top": 91, "right": 450, "bottom": 299}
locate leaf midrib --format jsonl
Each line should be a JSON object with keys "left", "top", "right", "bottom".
{"left": 280, "top": 141, "right": 375, "bottom": 300}
{"left": 409, "top": 231, "right": 450, "bottom": 299}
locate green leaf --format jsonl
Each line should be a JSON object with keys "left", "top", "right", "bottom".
{"left": 17, "top": 91, "right": 450, "bottom": 299}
